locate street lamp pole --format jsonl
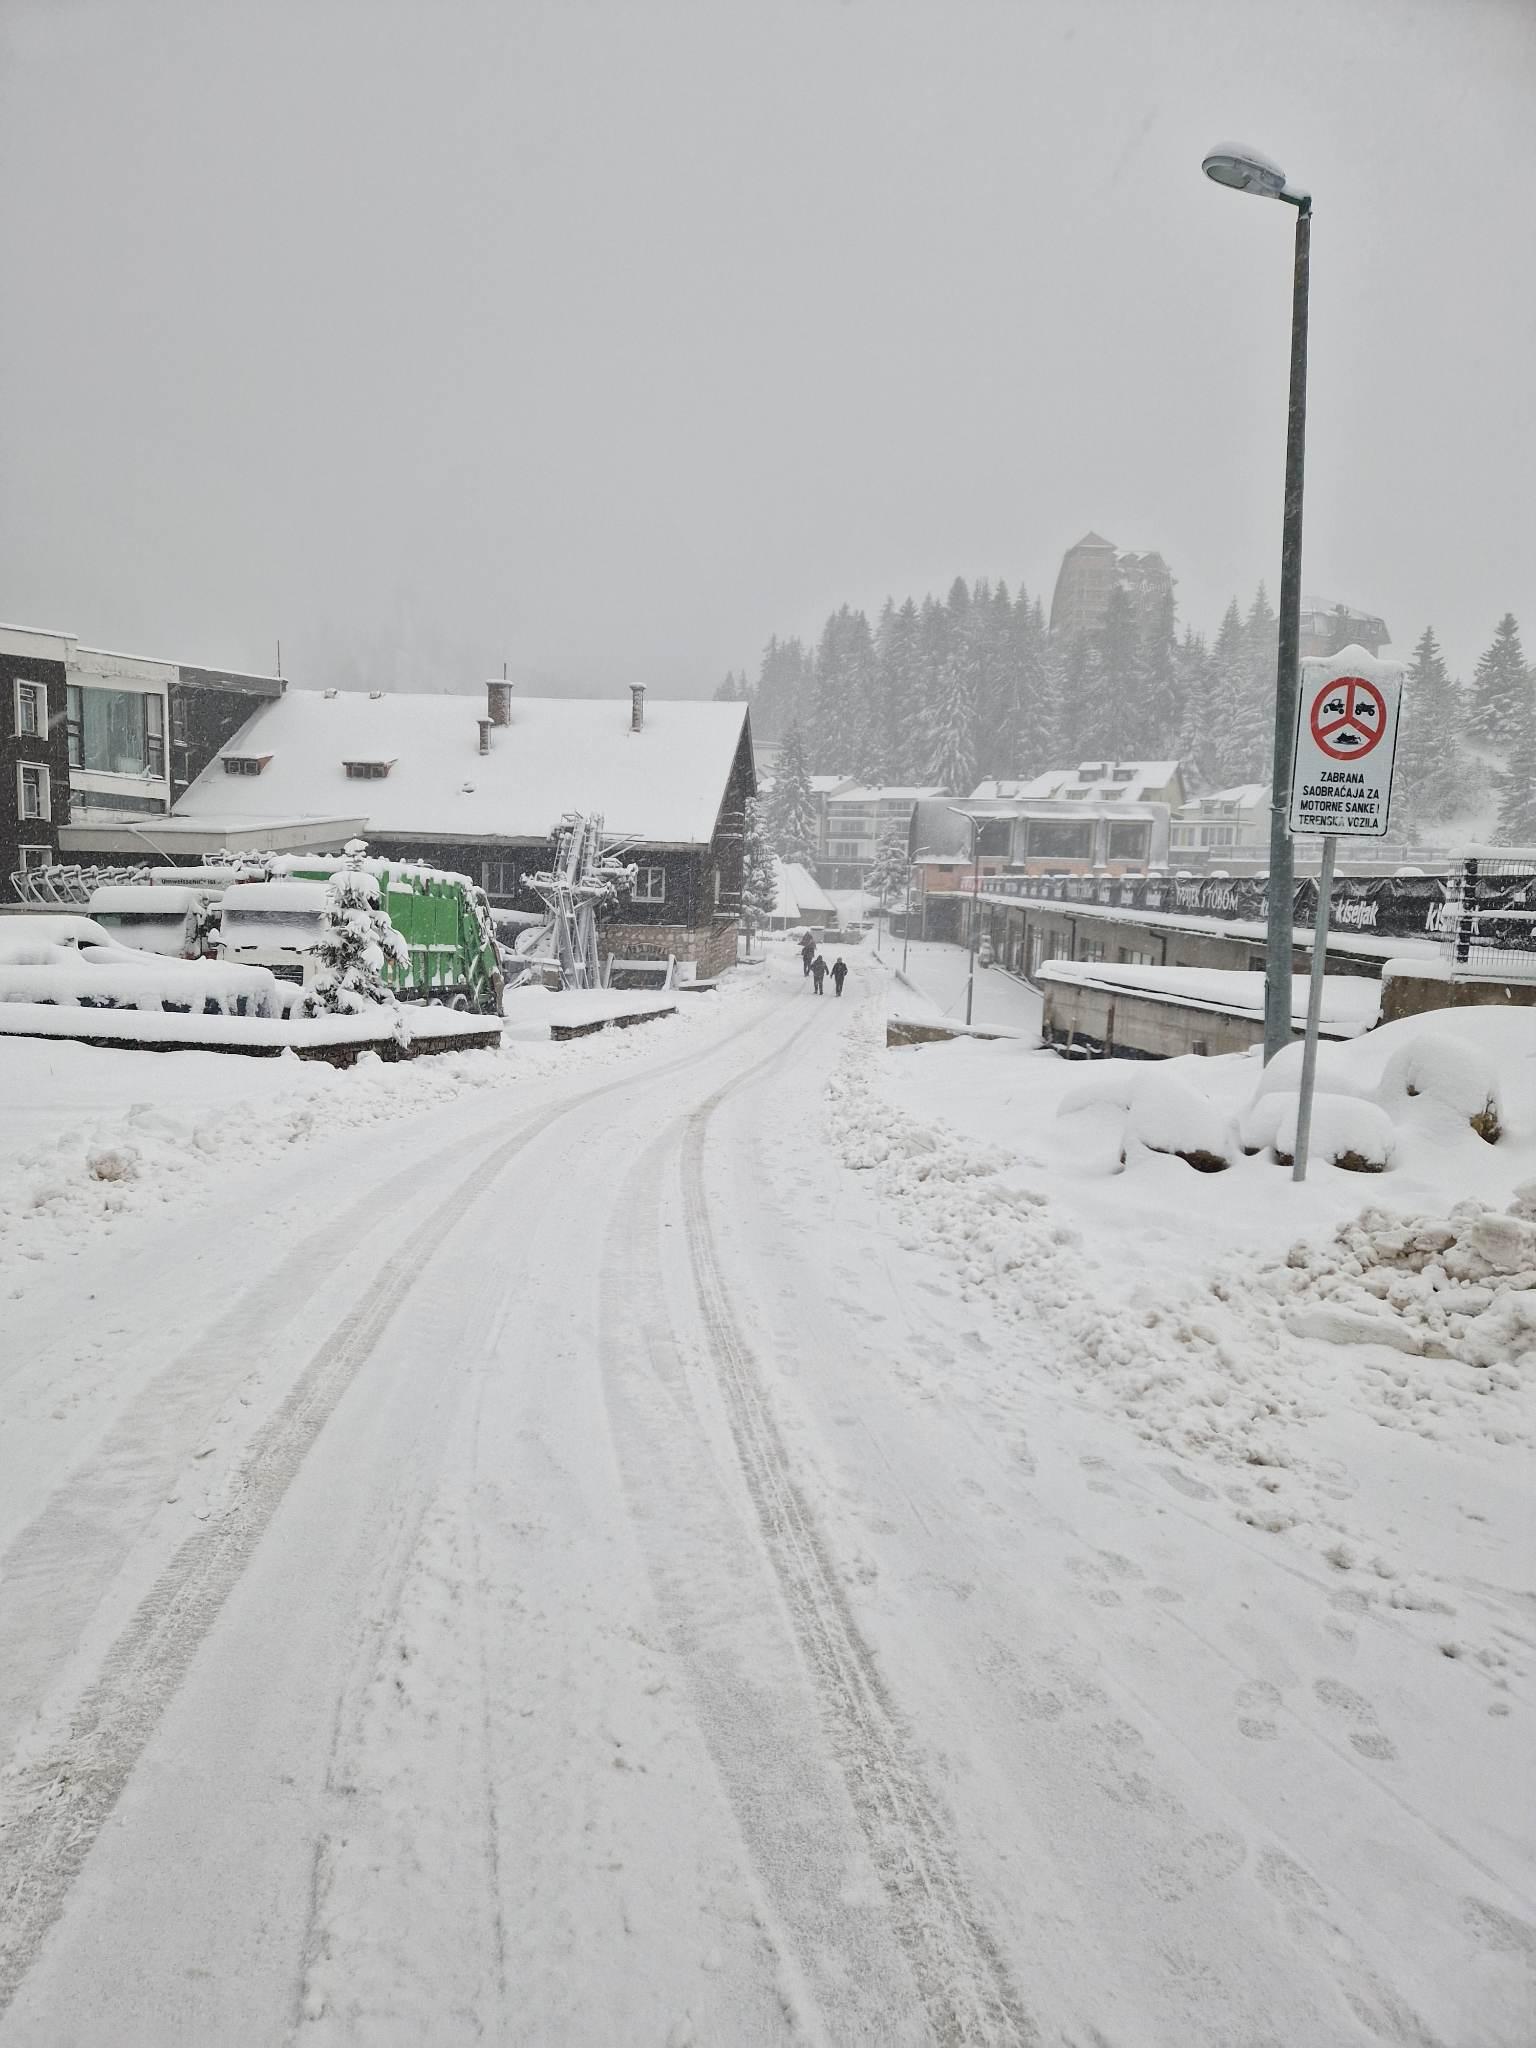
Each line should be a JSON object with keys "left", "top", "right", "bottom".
{"left": 1203, "top": 143, "right": 1311, "bottom": 1066}
{"left": 947, "top": 808, "right": 982, "bottom": 1027}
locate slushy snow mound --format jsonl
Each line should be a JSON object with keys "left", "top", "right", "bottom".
{"left": 1278, "top": 1193, "right": 1536, "bottom": 1384}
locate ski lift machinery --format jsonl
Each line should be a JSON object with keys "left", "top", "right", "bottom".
{"left": 525, "top": 813, "right": 637, "bottom": 990}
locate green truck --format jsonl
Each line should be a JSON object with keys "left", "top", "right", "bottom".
{"left": 216, "top": 858, "right": 504, "bottom": 1013}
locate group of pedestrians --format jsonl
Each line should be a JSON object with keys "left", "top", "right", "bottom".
{"left": 799, "top": 930, "right": 848, "bottom": 996}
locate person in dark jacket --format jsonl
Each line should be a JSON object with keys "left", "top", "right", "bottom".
{"left": 810, "top": 954, "right": 828, "bottom": 994}
{"left": 831, "top": 957, "right": 848, "bottom": 996}
{"left": 800, "top": 930, "right": 817, "bottom": 976}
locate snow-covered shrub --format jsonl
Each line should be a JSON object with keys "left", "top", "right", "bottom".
{"left": 1251, "top": 1037, "right": 1374, "bottom": 1105}
{"left": 300, "top": 842, "right": 409, "bottom": 1017}
{"left": 1272, "top": 1094, "right": 1397, "bottom": 1173}
{"left": 1124, "top": 1070, "right": 1234, "bottom": 1172}
{"left": 1378, "top": 1030, "right": 1501, "bottom": 1143}
{"left": 1239, "top": 1092, "right": 1288, "bottom": 1156}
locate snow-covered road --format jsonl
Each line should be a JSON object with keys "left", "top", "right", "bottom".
{"left": 0, "top": 958, "right": 1527, "bottom": 2046}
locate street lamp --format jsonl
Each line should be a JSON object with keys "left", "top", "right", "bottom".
{"left": 948, "top": 807, "right": 982, "bottom": 1027}
{"left": 1203, "top": 141, "right": 1311, "bottom": 1066}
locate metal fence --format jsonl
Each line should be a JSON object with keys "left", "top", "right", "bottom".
{"left": 1447, "top": 850, "right": 1536, "bottom": 979}
{"left": 971, "top": 867, "right": 1461, "bottom": 942}
{"left": 9, "top": 863, "right": 154, "bottom": 906}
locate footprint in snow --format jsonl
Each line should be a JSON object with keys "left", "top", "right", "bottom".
{"left": 1313, "top": 1677, "right": 1398, "bottom": 1761}
{"left": 1156, "top": 1462, "right": 1216, "bottom": 1502}
{"left": 1235, "top": 1679, "right": 1283, "bottom": 1741}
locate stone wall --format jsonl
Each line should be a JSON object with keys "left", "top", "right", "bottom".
{"left": 1380, "top": 971, "right": 1536, "bottom": 1026}
{"left": 605, "top": 918, "right": 739, "bottom": 979}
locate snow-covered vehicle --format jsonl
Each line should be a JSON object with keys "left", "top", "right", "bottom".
{"left": 0, "top": 916, "right": 279, "bottom": 1016}
{"left": 216, "top": 864, "right": 502, "bottom": 1014}
{"left": 86, "top": 884, "right": 220, "bottom": 960}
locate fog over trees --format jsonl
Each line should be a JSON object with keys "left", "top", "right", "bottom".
{"left": 724, "top": 576, "right": 1527, "bottom": 833}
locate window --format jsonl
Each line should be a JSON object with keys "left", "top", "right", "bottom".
{"left": 1117, "top": 947, "right": 1157, "bottom": 965}
{"left": 481, "top": 860, "right": 520, "bottom": 897}
{"left": 223, "top": 755, "right": 270, "bottom": 776}
{"left": 1026, "top": 822, "right": 1094, "bottom": 861}
{"left": 1077, "top": 938, "right": 1106, "bottom": 962}
{"left": 18, "top": 762, "right": 50, "bottom": 820}
{"left": 70, "top": 686, "right": 167, "bottom": 777}
{"left": 828, "top": 841, "right": 864, "bottom": 860}
{"left": 18, "top": 843, "right": 52, "bottom": 871}
{"left": 634, "top": 865, "right": 666, "bottom": 903}
{"left": 144, "top": 694, "right": 165, "bottom": 778}
{"left": 14, "top": 679, "right": 44, "bottom": 738}
{"left": 344, "top": 759, "right": 394, "bottom": 780}
{"left": 1111, "top": 768, "right": 1135, "bottom": 783}
{"left": 1106, "top": 822, "right": 1149, "bottom": 861}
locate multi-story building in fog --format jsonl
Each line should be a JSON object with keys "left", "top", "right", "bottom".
{"left": 1298, "top": 597, "right": 1390, "bottom": 659}
{"left": 1049, "top": 533, "right": 1174, "bottom": 637}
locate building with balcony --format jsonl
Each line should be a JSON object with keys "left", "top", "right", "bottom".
{"left": 1299, "top": 598, "right": 1390, "bottom": 660}
{"left": 2, "top": 622, "right": 282, "bottom": 894}
{"left": 1048, "top": 533, "right": 1175, "bottom": 638}
{"left": 819, "top": 784, "right": 947, "bottom": 889}
{"left": 1168, "top": 783, "right": 1269, "bottom": 864}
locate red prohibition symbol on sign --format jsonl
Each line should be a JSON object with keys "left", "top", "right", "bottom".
{"left": 1310, "top": 675, "right": 1387, "bottom": 760}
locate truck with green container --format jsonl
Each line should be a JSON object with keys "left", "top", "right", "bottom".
{"left": 211, "top": 856, "right": 504, "bottom": 1014}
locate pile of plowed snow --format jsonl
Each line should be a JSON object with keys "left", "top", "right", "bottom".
{"left": 843, "top": 1001, "right": 1536, "bottom": 1491}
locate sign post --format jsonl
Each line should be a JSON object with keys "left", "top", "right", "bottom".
{"left": 1287, "top": 646, "right": 1402, "bottom": 1181}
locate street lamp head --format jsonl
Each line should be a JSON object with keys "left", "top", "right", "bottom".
{"left": 1202, "top": 142, "right": 1304, "bottom": 204}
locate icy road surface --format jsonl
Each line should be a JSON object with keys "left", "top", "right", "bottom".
{"left": 0, "top": 958, "right": 1528, "bottom": 2046}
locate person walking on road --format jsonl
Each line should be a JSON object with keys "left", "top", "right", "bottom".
{"left": 831, "top": 957, "right": 848, "bottom": 997}
{"left": 800, "top": 930, "right": 817, "bottom": 977}
{"left": 810, "top": 954, "right": 828, "bottom": 995}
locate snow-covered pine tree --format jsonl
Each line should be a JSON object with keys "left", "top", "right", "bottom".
{"left": 865, "top": 824, "right": 911, "bottom": 908}
{"left": 1173, "top": 629, "right": 1217, "bottom": 792}
{"left": 300, "top": 841, "right": 409, "bottom": 1016}
{"left": 924, "top": 646, "right": 979, "bottom": 793}
{"left": 1495, "top": 713, "right": 1536, "bottom": 845}
{"left": 1092, "top": 583, "right": 1141, "bottom": 758}
{"left": 1393, "top": 626, "right": 1471, "bottom": 837}
{"left": 1016, "top": 597, "right": 1057, "bottom": 773}
{"left": 763, "top": 723, "right": 820, "bottom": 867}
{"left": 875, "top": 597, "right": 922, "bottom": 785}
{"left": 1206, "top": 598, "right": 1253, "bottom": 782}
{"left": 739, "top": 799, "right": 780, "bottom": 948}
{"left": 1135, "top": 583, "right": 1181, "bottom": 761}
{"left": 905, "top": 595, "right": 952, "bottom": 781}
{"left": 1467, "top": 613, "right": 1530, "bottom": 754}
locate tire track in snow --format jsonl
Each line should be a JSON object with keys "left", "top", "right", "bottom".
{"left": 677, "top": 1076, "right": 1035, "bottom": 2047}
{"left": 0, "top": 995, "right": 791, "bottom": 2023}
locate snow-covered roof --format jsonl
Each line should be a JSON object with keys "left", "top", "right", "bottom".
{"left": 773, "top": 860, "right": 835, "bottom": 921}
{"left": 825, "top": 784, "right": 946, "bottom": 804}
{"left": 1175, "top": 783, "right": 1267, "bottom": 814}
{"left": 980, "top": 761, "right": 1182, "bottom": 805}
{"left": 809, "top": 775, "right": 856, "bottom": 795}
{"left": 175, "top": 690, "right": 751, "bottom": 848}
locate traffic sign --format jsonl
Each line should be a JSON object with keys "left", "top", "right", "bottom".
{"left": 1289, "top": 646, "right": 1402, "bottom": 838}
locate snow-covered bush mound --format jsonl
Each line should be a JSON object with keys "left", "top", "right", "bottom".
{"left": 1060, "top": 1064, "right": 1234, "bottom": 1171}
{"left": 1271, "top": 1093, "right": 1397, "bottom": 1173}
{"left": 1123, "top": 1069, "right": 1234, "bottom": 1171}
{"left": 1277, "top": 1193, "right": 1536, "bottom": 1378}
{"left": 1378, "top": 1030, "right": 1501, "bottom": 1141}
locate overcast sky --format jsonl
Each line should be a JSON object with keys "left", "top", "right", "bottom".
{"left": 1, "top": 0, "right": 1531, "bottom": 696}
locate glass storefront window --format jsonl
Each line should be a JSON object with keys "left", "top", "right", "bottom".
{"left": 72, "top": 687, "right": 167, "bottom": 777}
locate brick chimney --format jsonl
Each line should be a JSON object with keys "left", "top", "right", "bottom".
{"left": 488, "top": 679, "right": 513, "bottom": 726}
{"left": 630, "top": 682, "right": 646, "bottom": 733}
{"left": 478, "top": 718, "right": 493, "bottom": 755}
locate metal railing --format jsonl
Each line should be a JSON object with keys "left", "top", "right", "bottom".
{"left": 9, "top": 863, "right": 154, "bottom": 906}
{"left": 1447, "top": 850, "right": 1536, "bottom": 979}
